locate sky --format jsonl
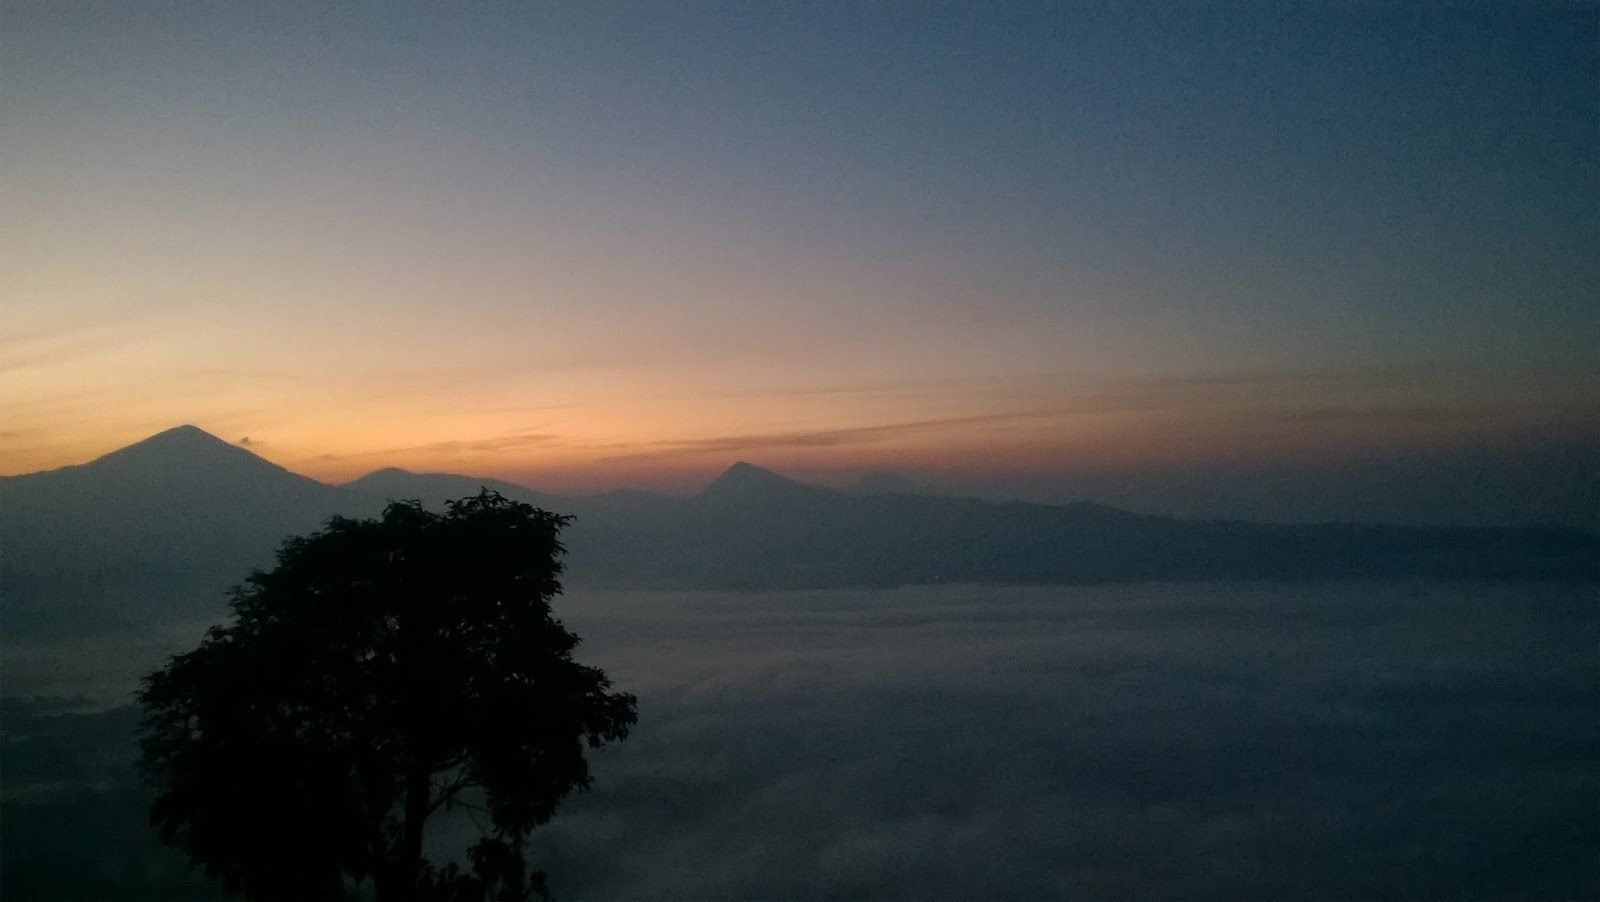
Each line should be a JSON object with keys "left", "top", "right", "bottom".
{"left": 4, "top": 2, "right": 1597, "bottom": 518}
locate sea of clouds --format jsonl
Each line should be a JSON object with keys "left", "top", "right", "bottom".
{"left": 514, "top": 581, "right": 1599, "bottom": 898}
{"left": 5, "top": 580, "right": 1596, "bottom": 898}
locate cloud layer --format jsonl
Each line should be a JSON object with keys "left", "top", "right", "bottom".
{"left": 486, "top": 582, "right": 1597, "bottom": 898}
{"left": 5, "top": 581, "right": 1595, "bottom": 898}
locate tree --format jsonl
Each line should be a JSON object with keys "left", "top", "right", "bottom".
{"left": 137, "top": 491, "right": 637, "bottom": 901}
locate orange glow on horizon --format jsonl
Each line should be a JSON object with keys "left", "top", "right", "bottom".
{"left": 7, "top": 394, "right": 1593, "bottom": 503}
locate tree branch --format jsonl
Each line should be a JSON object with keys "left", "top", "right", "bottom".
{"left": 426, "top": 771, "right": 476, "bottom": 816}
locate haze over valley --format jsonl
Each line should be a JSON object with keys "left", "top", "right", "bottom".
{"left": 5, "top": 425, "right": 1595, "bottom": 637}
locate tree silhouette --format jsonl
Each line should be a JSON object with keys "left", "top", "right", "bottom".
{"left": 137, "top": 491, "right": 637, "bottom": 901}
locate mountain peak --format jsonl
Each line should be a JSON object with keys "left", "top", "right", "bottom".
{"left": 707, "top": 461, "right": 790, "bottom": 487}
{"left": 86, "top": 424, "right": 282, "bottom": 479}
{"left": 148, "top": 423, "right": 217, "bottom": 442}
{"left": 724, "top": 460, "right": 773, "bottom": 477}
{"left": 349, "top": 466, "right": 417, "bottom": 482}
{"left": 699, "top": 462, "right": 839, "bottom": 504}
{"left": 106, "top": 424, "right": 237, "bottom": 457}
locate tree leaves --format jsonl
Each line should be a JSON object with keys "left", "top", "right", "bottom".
{"left": 137, "top": 491, "right": 637, "bottom": 901}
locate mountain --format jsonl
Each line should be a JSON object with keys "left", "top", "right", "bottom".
{"left": 3, "top": 432, "right": 1596, "bottom": 634}
{"left": 570, "top": 462, "right": 1600, "bottom": 587}
{"left": 1, "top": 426, "right": 348, "bottom": 575}
{"left": 697, "top": 461, "right": 840, "bottom": 506}
{"left": 344, "top": 467, "right": 564, "bottom": 510}
{"left": 0, "top": 426, "right": 356, "bottom": 632}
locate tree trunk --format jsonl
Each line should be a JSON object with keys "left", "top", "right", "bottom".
{"left": 401, "top": 765, "right": 432, "bottom": 898}
{"left": 375, "top": 765, "right": 431, "bottom": 902}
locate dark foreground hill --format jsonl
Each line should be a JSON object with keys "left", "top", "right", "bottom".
{"left": 2, "top": 426, "right": 1595, "bottom": 628}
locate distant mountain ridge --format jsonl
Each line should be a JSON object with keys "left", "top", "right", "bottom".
{"left": 343, "top": 467, "right": 563, "bottom": 509}
{"left": 3, "top": 426, "right": 1596, "bottom": 630}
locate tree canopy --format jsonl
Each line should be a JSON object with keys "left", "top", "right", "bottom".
{"left": 138, "top": 491, "right": 637, "bottom": 901}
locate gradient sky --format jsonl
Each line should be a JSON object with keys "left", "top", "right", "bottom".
{"left": 4, "top": 2, "right": 1597, "bottom": 517}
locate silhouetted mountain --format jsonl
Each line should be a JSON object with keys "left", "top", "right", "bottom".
{"left": 3, "top": 428, "right": 1595, "bottom": 632}
{"left": 579, "top": 464, "right": 1600, "bottom": 588}
{"left": 697, "top": 462, "right": 840, "bottom": 506}
{"left": 79, "top": 424, "right": 281, "bottom": 479}
{"left": 344, "top": 467, "right": 563, "bottom": 510}
{"left": 0, "top": 426, "right": 355, "bottom": 631}
{"left": 1, "top": 426, "right": 346, "bottom": 575}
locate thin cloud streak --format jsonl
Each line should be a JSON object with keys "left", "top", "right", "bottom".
{"left": 593, "top": 412, "right": 1064, "bottom": 462}
{"left": 308, "top": 430, "right": 564, "bottom": 465}
{"left": 675, "top": 375, "right": 1000, "bottom": 402}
